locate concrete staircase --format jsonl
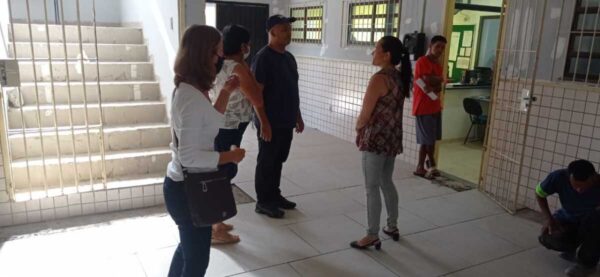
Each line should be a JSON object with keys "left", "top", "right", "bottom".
{"left": 6, "top": 23, "right": 170, "bottom": 199}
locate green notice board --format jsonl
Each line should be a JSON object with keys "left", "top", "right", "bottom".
{"left": 448, "top": 25, "right": 475, "bottom": 82}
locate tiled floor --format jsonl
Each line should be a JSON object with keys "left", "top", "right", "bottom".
{"left": 0, "top": 129, "right": 598, "bottom": 277}
{"left": 438, "top": 140, "right": 484, "bottom": 184}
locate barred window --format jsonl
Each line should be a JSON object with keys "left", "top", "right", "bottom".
{"left": 564, "top": 0, "right": 600, "bottom": 82}
{"left": 347, "top": 0, "right": 400, "bottom": 46}
{"left": 291, "top": 6, "right": 324, "bottom": 44}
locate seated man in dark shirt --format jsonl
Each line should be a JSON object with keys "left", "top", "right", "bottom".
{"left": 536, "top": 159, "right": 600, "bottom": 277}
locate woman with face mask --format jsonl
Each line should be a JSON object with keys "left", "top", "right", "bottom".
{"left": 166, "top": 25, "right": 245, "bottom": 277}
{"left": 209, "top": 24, "right": 271, "bottom": 244}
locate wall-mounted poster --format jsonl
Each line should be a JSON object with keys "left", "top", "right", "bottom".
{"left": 463, "top": 30, "right": 473, "bottom": 47}
{"left": 456, "top": 57, "right": 470, "bottom": 69}
{"left": 450, "top": 32, "right": 461, "bottom": 61}
{"left": 459, "top": 48, "right": 466, "bottom": 56}
{"left": 465, "top": 47, "right": 472, "bottom": 56}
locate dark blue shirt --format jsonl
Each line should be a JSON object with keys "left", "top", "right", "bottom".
{"left": 538, "top": 169, "right": 600, "bottom": 223}
{"left": 251, "top": 46, "right": 300, "bottom": 129}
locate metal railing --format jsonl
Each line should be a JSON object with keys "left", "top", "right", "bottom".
{"left": 4, "top": 0, "right": 107, "bottom": 201}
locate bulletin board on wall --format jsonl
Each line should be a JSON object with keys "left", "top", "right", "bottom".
{"left": 448, "top": 25, "right": 475, "bottom": 82}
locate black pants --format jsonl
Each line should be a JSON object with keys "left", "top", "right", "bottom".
{"left": 163, "top": 177, "right": 212, "bottom": 277}
{"left": 214, "top": 122, "right": 250, "bottom": 180}
{"left": 255, "top": 127, "right": 293, "bottom": 204}
{"left": 539, "top": 209, "right": 600, "bottom": 267}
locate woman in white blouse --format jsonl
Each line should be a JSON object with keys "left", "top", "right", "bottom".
{"left": 164, "top": 25, "right": 245, "bottom": 277}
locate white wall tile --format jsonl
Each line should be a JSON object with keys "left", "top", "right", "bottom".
{"left": 132, "top": 187, "right": 144, "bottom": 198}
{"left": 69, "top": 204, "right": 82, "bottom": 217}
{"left": 54, "top": 196, "right": 68, "bottom": 207}
{"left": 108, "top": 200, "right": 120, "bottom": 211}
{"left": 107, "top": 189, "right": 119, "bottom": 201}
{"left": 94, "top": 202, "right": 108, "bottom": 213}
{"left": 119, "top": 188, "right": 132, "bottom": 199}
{"left": 55, "top": 207, "right": 69, "bottom": 219}
{"left": 25, "top": 199, "right": 40, "bottom": 211}
{"left": 143, "top": 186, "right": 155, "bottom": 197}
{"left": 143, "top": 196, "right": 155, "bottom": 207}
{"left": 81, "top": 192, "right": 95, "bottom": 204}
{"left": 39, "top": 198, "right": 54, "bottom": 210}
{"left": 13, "top": 212, "right": 27, "bottom": 225}
{"left": 132, "top": 197, "right": 144, "bottom": 208}
{"left": 41, "top": 209, "right": 56, "bottom": 221}
{"left": 0, "top": 203, "right": 11, "bottom": 215}
{"left": 27, "top": 210, "right": 42, "bottom": 223}
{"left": 0, "top": 214, "right": 13, "bottom": 227}
{"left": 68, "top": 193, "right": 81, "bottom": 205}
{"left": 0, "top": 191, "right": 9, "bottom": 202}
{"left": 94, "top": 191, "right": 107, "bottom": 202}
{"left": 82, "top": 203, "right": 95, "bottom": 215}
{"left": 120, "top": 199, "right": 132, "bottom": 210}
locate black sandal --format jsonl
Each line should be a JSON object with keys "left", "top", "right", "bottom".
{"left": 383, "top": 227, "right": 400, "bottom": 241}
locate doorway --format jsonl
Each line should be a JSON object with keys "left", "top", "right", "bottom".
{"left": 205, "top": 1, "right": 269, "bottom": 63}
{"left": 437, "top": 0, "right": 502, "bottom": 185}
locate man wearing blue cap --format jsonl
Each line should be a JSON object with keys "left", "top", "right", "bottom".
{"left": 251, "top": 15, "right": 304, "bottom": 218}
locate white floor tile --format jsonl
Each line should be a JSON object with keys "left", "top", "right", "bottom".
{"left": 209, "top": 220, "right": 319, "bottom": 271}
{"left": 232, "top": 264, "right": 301, "bottom": 277}
{"left": 288, "top": 215, "right": 366, "bottom": 253}
{"left": 291, "top": 249, "right": 397, "bottom": 277}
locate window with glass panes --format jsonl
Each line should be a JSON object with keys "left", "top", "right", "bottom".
{"left": 347, "top": 1, "right": 400, "bottom": 46}
{"left": 565, "top": 0, "right": 600, "bottom": 82}
{"left": 291, "top": 6, "right": 324, "bottom": 43}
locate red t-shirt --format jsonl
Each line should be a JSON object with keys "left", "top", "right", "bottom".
{"left": 412, "top": 56, "right": 443, "bottom": 116}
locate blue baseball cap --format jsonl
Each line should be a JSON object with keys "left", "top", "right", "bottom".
{"left": 266, "top": 14, "right": 297, "bottom": 31}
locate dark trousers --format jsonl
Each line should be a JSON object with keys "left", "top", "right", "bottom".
{"left": 164, "top": 177, "right": 212, "bottom": 277}
{"left": 539, "top": 209, "right": 600, "bottom": 267}
{"left": 214, "top": 122, "right": 249, "bottom": 180}
{"left": 255, "top": 127, "right": 293, "bottom": 204}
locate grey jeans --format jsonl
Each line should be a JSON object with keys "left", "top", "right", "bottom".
{"left": 362, "top": 151, "right": 399, "bottom": 237}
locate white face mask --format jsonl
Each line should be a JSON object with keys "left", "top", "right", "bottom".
{"left": 243, "top": 46, "right": 251, "bottom": 59}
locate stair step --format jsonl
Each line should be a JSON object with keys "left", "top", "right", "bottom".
{"left": 18, "top": 61, "right": 154, "bottom": 82}
{"left": 13, "top": 173, "right": 165, "bottom": 202}
{"left": 8, "top": 123, "right": 171, "bottom": 159}
{"left": 10, "top": 24, "right": 144, "bottom": 44}
{"left": 7, "top": 101, "right": 167, "bottom": 129}
{"left": 9, "top": 42, "right": 148, "bottom": 62}
{"left": 11, "top": 147, "right": 171, "bottom": 189}
{"left": 9, "top": 81, "right": 160, "bottom": 106}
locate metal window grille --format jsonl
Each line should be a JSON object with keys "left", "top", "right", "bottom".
{"left": 563, "top": 0, "right": 600, "bottom": 83}
{"left": 291, "top": 5, "right": 324, "bottom": 44}
{"left": 344, "top": 0, "right": 400, "bottom": 46}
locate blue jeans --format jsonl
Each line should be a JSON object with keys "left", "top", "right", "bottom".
{"left": 163, "top": 177, "right": 212, "bottom": 277}
{"left": 362, "top": 151, "right": 399, "bottom": 236}
{"left": 214, "top": 122, "right": 250, "bottom": 180}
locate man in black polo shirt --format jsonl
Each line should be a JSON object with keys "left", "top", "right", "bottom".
{"left": 251, "top": 15, "right": 304, "bottom": 218}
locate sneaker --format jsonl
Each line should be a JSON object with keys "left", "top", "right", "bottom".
{"left": 275, "top": 196, "right": 297, "bottom": 210}
{"left": 565, "top": 264, "right": 597, "bottom": 277}
{"left": 255, "top": 203, "right": 285, "bottom": 218}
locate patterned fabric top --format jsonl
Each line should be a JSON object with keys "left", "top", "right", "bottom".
{"left": 356, "top": 69, "right": 406, "bottom": 156}
{"left": 211, "top": 60, "right": 253, "bottom": 129}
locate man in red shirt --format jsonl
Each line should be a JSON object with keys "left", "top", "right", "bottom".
{"left": 412, "top": 35, "right": 446, "bottom": 178}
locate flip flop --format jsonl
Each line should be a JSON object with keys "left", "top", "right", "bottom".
{"left": 413, "top": 170, "right": 434, "bottom": 180}
{"left": 211, "top": 232, "right": 240, "bottom": 245}
{"left": 221, "top": 223, "right": 234, "bottom": 231}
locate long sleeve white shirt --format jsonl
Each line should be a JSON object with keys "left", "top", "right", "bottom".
{"left": 166, "top": 82, "right": 224, "bottom": 182}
